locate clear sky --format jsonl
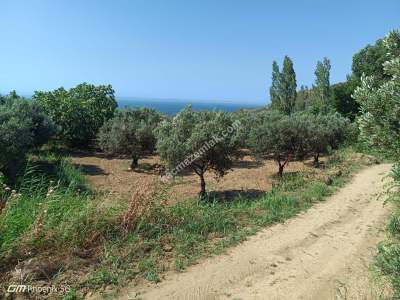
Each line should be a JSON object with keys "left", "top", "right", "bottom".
{"left": 1, "top": 0, "right": 399, "bottom": 103}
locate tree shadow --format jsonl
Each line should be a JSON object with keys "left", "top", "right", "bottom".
{"left": 205, "top": 189, "right": 266, "bottom": 203}
{"left": 268, "top": 170, "right": 305, "bottom": 183}
{"left": 131, "top": 162, "right": 165, "bottom": 175}
{"left": 34, "top": 160, "right": 58, "bottom": 175}
{"left": 66, "top": 150, "right": 110, "bottom": 160}
{"left": 73, "top": 164, "right": 109, "bottom": 176}
{"left": 303, "top": 160, "right": 325, "bottom": 168}
{"left": 233, "top": 159, "right": 263, "bottom": 169}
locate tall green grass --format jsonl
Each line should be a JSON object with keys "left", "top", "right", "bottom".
{"left": 0, "top": 156, "right": 95, "bottom": 257}
{"left": 375, "top": 164, "right": 400, "bottom": 299}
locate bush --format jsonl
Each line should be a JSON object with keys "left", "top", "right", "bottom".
{"left": 33, "top": 83, "right": 117, "bottom": 146}
{"left": 155, "top": 106, "right": 242, "bottom": 197}
{"left": 97, "top": 108, "right": 163, "bottom": 168}
{"left": 0, "top": 94, "right": 55, "bottom": 180}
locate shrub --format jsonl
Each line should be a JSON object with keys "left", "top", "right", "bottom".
{"left": 97, "top": 108, "right": 163, "bottom": 169}
{"left": 155, "top": 106, "right": 242, "bottom": 197}
{"left": 0, "top": 94, "right": 55, "bottom": 180}
{"left": 33, "top": 83, "right": 117, "bottom": 147}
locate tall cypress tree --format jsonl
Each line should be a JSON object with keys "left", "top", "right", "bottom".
{"left": 280, "top": 56, "right": 297, "bottom": 114}
{"left": 269, "top": 61, "right": 281, "bottom": 109}
{"left": 314, "top": 57, "right": 331, "bottom": 108}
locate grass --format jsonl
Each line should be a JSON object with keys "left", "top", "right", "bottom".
{"left": 0, "top": 146, "right": 372, "bottom": 299}
{"left": 374, "top": 163, "right": 400, "bottom": 299}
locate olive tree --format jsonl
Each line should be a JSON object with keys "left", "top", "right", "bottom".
{"left": 0, "top": 93, "right": 55, "bottom": 180}
{"left": 33, "top": 83, "right": 117, "bottom": 146}
{"left": 155, "top": 106, "right": 242, "bottom": 197}
{"left": 306, "top": 114, "right": 352, "bottom": 166}
{"left": 249, "top": 112, "right": 310, "bottom": 177}
{"left": 97, "top": 108, "right": 163, "bottom": 169}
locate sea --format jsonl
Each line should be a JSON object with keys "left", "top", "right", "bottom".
{"left": 117, "top": 98, "right": 263, "bottom": 115}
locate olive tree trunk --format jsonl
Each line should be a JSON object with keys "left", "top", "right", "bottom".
{"left": 313, "top": 153, "right": 320, "bottom": 167}
{"left": 130, "top": 155, "right": 139, "bottom": 169}
{"left": 199, "top": 172, "right": 206, "bottom": 198}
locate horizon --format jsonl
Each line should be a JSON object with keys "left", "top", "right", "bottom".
{"left": 8, "top": 94, "right": 266, "bottom": 105}
{"left": 1, "top": 0, "right": 399, "bottom": 103}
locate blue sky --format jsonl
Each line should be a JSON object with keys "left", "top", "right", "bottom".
{"left": 1, "top": 0, "right": 399, "bottom": 104}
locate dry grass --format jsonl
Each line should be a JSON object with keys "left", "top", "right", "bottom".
{"left": 70, "top": 152, "right": 326, "bottom": 203}
{"left": 120, "top": 180, "right": 165, "bottom": 234}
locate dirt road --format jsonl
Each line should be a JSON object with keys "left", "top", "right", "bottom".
{"left": 119, "top": 164, "right": 393, "bottom": 300}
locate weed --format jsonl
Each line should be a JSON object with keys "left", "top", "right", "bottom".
{"left": 374, "top": 164, "right": 400, "bottom": 298}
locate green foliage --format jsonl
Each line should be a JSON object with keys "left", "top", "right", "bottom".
{"left": 269, "top": 61, "right": 281, "bottom": 109}
{"left": 295, "top": 85, "right": 314, "bottom": 111}
{"left": 231, "top": 109, "right": 271, "bottom": 148}
{"left": 249, "top": 111, "right": 351, "bottom": 174}
{"left": 269, "top": 56, "right": 297, "bottom": 114}
{"left": 33, "top": 83, "right": 117, "bottom": 146}
{"left": 97, "top": 108, "right": 163, "bottom": 168}
{"left": 0, "top": 93, "right": 55, "bottom": 180}
{"left": 313, "top": 57, "right": 332, "bottom": 112}
{"left": 352, "top": 37, "right": 389, "bottom": 83}
{"left": 306, "top": 113, "right": 352, "bottom": 165}
{"left": 354, "top": 30, "right": 400, "bottom": 160}
{"left": 156, "top": 106, "right": 241, "bottom": 197}
{"left": 0, "top": 157, "right": 91, "bottom": 254}
{"left": 280, "top": 56, "right": 297, "bottom": 114}
{"left": 375, "top": 164, "right": 400, "bottom": 298}
{"left": 331, "top": 78, "right": 360, "bottom": 120}
{"left": 249, "top": 111, "right": 310, "bottom": 176}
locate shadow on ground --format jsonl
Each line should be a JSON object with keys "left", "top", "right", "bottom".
{"left": 205, "top": 189, "right": 265, "bottom": 202}
{"left": 73, "top": 164, "right": 109, "bottom": 176}
{"left": 233, "top": 160, "right": 264, "bottom": 169}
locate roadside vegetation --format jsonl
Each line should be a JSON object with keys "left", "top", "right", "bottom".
{"left": 352, "top": 30, "right": 400, "bottom": 299}
{"left": 0, "top": 29, "right": 398, "bottom": 299}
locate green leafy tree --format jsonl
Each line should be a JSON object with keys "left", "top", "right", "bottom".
{"left": 352, "top": 38, "right": 388, "bottom": 83}
{"left": 97, "top": 108, "right": 163, "bottom": 169}
{"left": 156, "top": 106, "right": 241, "bottom": 197}
{"left": 331, "top": 78, "right": 360, "bottom": 120}
{"left": 314, "top": 57, "right": 331, "bottom": 110}
{"left": 354, "top": 30, "right": 400, "bottom": 160}
{"left": 279, "top": 56, "right": 297, "bottom": 114}
{"left": 306, "top": 114, "right": 352, "bottom": 166}
{"left": 295, "top": 85, "right": 310, "bottom": 111}
{"left": 0, "top": 93, "right": 55, "bottom": 180}
{"left": 269, "top": 61, "right": 281, "bottom": 109}
{"left": 249, "top": 112, "right": 310, "bottom": 177}
{"left": 330, "top": 35, "right": 389, "bottom": 120}
{"left": 33, "top": 83, "right": 117, "bottom": 146}
{"left": 269, "top": 56, "right": 297, "bottom": 114}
